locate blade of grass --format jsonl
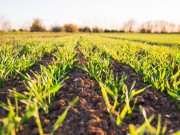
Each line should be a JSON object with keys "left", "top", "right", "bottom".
{"left": 51, "top": 97, "right": 79, "bottom": 135}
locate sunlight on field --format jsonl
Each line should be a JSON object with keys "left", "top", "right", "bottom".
{"left": 0, "top": 32, "right": 179, "bottom": 135}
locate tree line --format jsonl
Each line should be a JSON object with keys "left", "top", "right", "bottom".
{"left": 1, "top": 18, "right": 180, "bottom": 33}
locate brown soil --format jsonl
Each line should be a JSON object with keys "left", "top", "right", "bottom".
{"left": 19, "top": 49, "right": 180, "bottom": 135}
{"left": 110, "top": 60, "right": 180, "bottom": 134}
{"left": 18, "top": 46, "right": 123, "bottom": 135}
{"left": 0, "top": 46, "right": 179, "bottom": 135}
{"left": 19, "top": 68, "right": 123, "bottom": 135}
{"left": 0, "top": 53, "right": 56, "bottom": 118}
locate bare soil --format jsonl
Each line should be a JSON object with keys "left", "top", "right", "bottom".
{"left": 110, "top": 60, "right": 180, "bottom": 134}
{"left": 0, "top": 53, "right": 56, "bottom": 118}
{"left": 0, "top": 47, "right": 179, "bottom": 135}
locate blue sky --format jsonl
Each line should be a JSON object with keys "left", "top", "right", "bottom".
{"left": 0, "top": 0, "right": 180, "bottom": 29}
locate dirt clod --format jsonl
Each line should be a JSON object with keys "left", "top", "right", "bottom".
{"left": 136, "top": 96, "right": 145, "bottom": 104}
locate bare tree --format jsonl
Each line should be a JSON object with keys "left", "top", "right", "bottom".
{"left": 139, "top": 23, "right": 146, "bottom": 33}
{"left": 159, "top": 21, "right": 168, "bottom": 33}
{"left": 168, "top": 23, "right": 175, "bottom": 33}
{"left": 139, "top": 21, "right": 153, "bottom": 33}
{"left": 178, "top": 25, "right": 180, "bottom": 33}
{"left": 21, "top": 21, "right": 31, "bottom": 31}
{"left": 0, "top": 16, "right": 5, "bottom": 31}
{"left": 92, "top": 26, "right": 103, "bottom": 33}
{"left": 122, "top": 19, "right": 136, "bottom": 32}
{"left": 146, "top": 21, "right": 153, "bottom": 33}
{"left": 1, "top": 20, "right": 11, "bottom": 32}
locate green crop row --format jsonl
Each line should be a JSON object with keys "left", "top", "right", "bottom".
{"left": 0, "top": 35, "right": 79, "bottom": 135}
{"left": 79, "top": 35, "right": 179, "bottom": 134}
{"left": 100, "top": 33, "right": 180, "bottom": 49}
{"left": 0, "top": 33, "right": 179, "bottom": 134}
{"left": 0, "top": 35, "right": 76, "bottom": 87}
{"left": 80, "top": 35, "right": 180, "bottom": 107}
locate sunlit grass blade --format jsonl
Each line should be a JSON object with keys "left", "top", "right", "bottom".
{"left": 116, "top": 104, "right": 128, "bottom": 127}
{"left": 99, "top": 82, "right": 112, "bottom": 114}
{"left": 42, "top": 83, "right": 62, "bottom": 98}
{"left": 173, "top": 131, "right": 180, "bottom": 135}
{"left": 136, "top": 115, "right": 154, "bottom": 135}
{"left": 156, "top": 114, "right": 161, "bottom": 135}
{"left": 9, "top": 90, "right": 29, "bottom": 101}
{"left": 51, "top": 97, "right": 79, "bottom": 135}
{"left": 129, "top": 124, "right": 138, "bottom": 135}
{"left": 20, "top": 106, "right": 35, "bottom": 124}
{"left": 161, "top": 120, "right": 167, "bottom": 135}
{"left": 0, "top": 101, "right": 9, "bottom": 111}
{"left": 139, "top": 106, "right": 155, "bottom": 134}
{"left": 130, "top": 85, "right": 151, "bottom": 99}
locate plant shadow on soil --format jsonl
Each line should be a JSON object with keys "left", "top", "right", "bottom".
{"left": 0, "top": 47, "right": 179, "bottom": 135}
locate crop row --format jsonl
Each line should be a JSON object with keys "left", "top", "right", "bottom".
{"left": 0, "top": 33, "right": 179, "bottom": 134}
{"left": 0, "top": 35, "right": 76, "bottom": 87}
{"left": 80, "top": 35, "right": 180, "bottom": 108}
{"left": 79, "top": 38, "right": 179, "bottom": 135}
{"left": 100, "top": 33, "right": 180, "bottom": 49}
{"left": 0, "top": 35, "right": 79, "bottom": 135}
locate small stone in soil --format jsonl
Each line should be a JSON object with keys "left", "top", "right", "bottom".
{"left": 73, "top": 78, "right": 79, "bottom": 82}
{"left": 136, "top": 96, "right": 145, "bottom": 104}
{"left": 87, "top": 126, "right": 106, "bottom": 135}
{"left": 96, "top": 102, "right": 106, "bottom": 110}
{"left": 84, "top": 84, "right": 90, "bottom": 88}
{"left": 87, "top": 119, "right": 98, "bottom": 126}
{"left": 75, "top": 78, "right": 84, "bottom": 86}
{"left": 32, "top": 128, "right": 39, "bottom": 135}
{"left": 79, "top": 91, "right": 87, "bottom": 97}
{"left": 100, "top": 120, "right": 108, "bottom": 130}
{"left": 42, "top": 118, "right": 50, "bottom": 126}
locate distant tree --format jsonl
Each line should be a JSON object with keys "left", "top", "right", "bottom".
{"left": 79, "top": 26, "right": 92, "bottom": 32}
{"left": 111, "top": 29, "right": 119, "bottom": 33}
{"left": 92, "top": 27, "right": 99, "bottom": 33}
{"left": 168, "top": 23, "right": 175, "bottom": 33}
{"left": 122, "top": 19, "right": 136, "bottom": 32}
{"left": 178, "top": 25, "right": 180, "bottom": 33}
{"left": 19, "top": 28, "right": 24, "bottom": 32}
{"left": 104, "top": 29, "right": 110, "bottom": 33}
{"left": 139, "top": 28, "right": 146, "bottom": 33}
{"left": 119, "top": 29, "right": 125, "bottom": 33}
{"left": 159, "top": 21, "right": 168, "bottom": 33}
{"left": 51, "top": 25, "right": 63, "bottom": 32}
{"left": 153, "top": 21, "right": 160, "bottom": 33}
{"left": 145, "top": 21, "right": 153, "bottom": 33}
{"left": 63, "top": 24, "right": 78, "bottom": 32}
{"left": 11, "top": 29, "right": 16, "bottom": 32}
{"left": 92, "top": 26, "right": 103, "bottom": 33}
{"left": 139, "top": 22, "right": 152, "bottom": 33}
{"left": 78, "top": 27, "right": 83, "bottom": 32}
{"left": 83, "top": 26, "right": 92, "bottom": 32}
{"left": 21, "top": 21, "right": 31, "bottom": 31}
{"left": 30, "top": 19, "right": 46, "bottom": 32}
{"left": 1, "top": 20, "right": 11, "bottom": 32}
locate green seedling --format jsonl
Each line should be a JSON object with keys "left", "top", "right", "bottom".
{"left": 127, "top": 105, "right": 168, "bottom": 135}
{"left": 51, "top": 97, "right": 79, "bottom": 135}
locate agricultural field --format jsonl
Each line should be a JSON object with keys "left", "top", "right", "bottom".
{"left": 0, "top": 32, "right": 179, "bottom": 135}
{"left": 101, "top": 33, "right": 180, "bottom": 49}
